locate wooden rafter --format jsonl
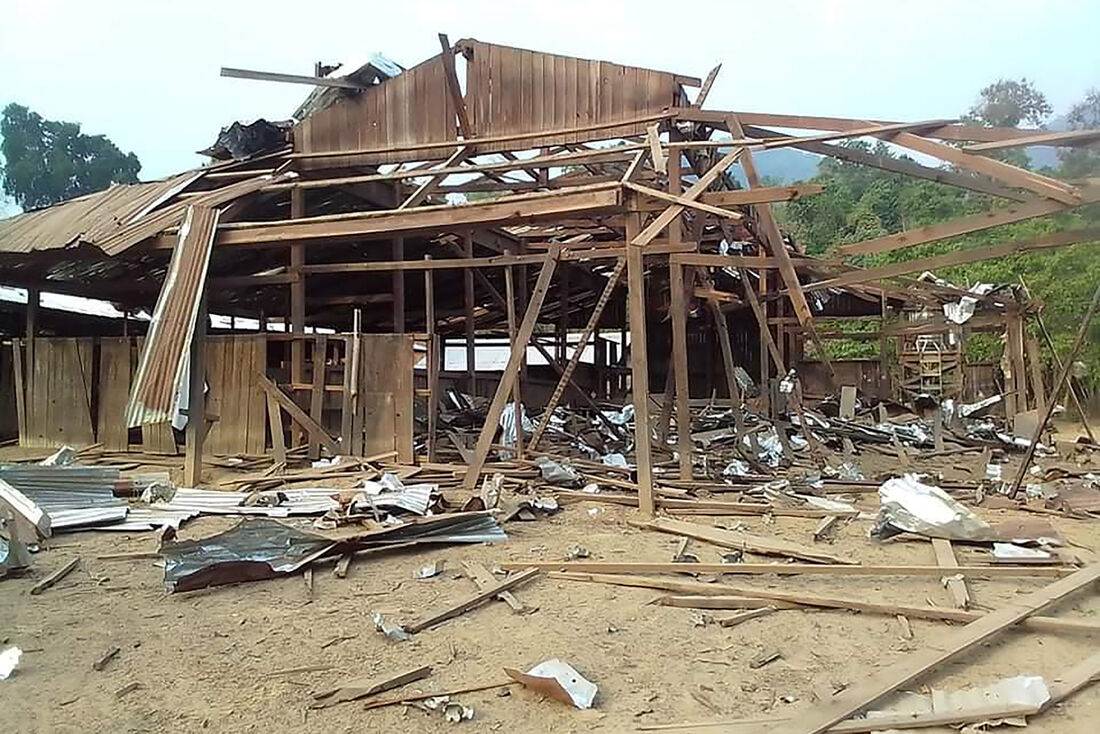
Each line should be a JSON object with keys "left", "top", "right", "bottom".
{"left": 397, "top": 145, "right": 469, "bottom": 209}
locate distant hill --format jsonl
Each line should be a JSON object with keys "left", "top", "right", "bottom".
{"left": 733, "top": 148, "right": 822, "bottom": 185}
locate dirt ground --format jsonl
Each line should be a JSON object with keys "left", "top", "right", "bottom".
{"left": 3, "top": 446, "right": 1100, "bottom": 733}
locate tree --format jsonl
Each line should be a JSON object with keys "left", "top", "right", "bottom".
{"left": 0, "top": 103, "right": 141, "bottom": 210}
{"left": 1058, "top": 88, "right": 1100, "bottom": 181}
{"left": 965, "top": 78, "right": 1052, "bottom": 128}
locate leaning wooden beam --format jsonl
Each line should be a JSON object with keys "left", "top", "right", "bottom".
{"left": 255, "top": 372, "right": 340, "bottom": 456}
{"left": 623, "top": 182, "right": 743, "bottom": 220}
{"left": 631, "top": 147, "right": 744, "bottom": 248}
{"left": 161, "top": 184, "right": 622, "bottom": 248}
{"left": 739, "top": 268, "right": 785, "bottom": 373}
{"left": 838, "top": 186, "right": 1100, "bottom": 256}
{"left": 1009, "top": 283, "right": 1100, "bottom": 497}
{"left": 692, "top": 63, "right": 722, "bottom": 108}
{"left": 529, "top": 339, "right": 624, "bottom": 438}
{"left": 679, "top": 108, "right": 1050, "bottom": 143}
{"left": 528, "top": 258, "right": 626, "bottom": 450}
{"left": 220, "top": 66, "right": 368, "bottom": 90}
{"left": 774, "top": 563, "right": 1100, "bottom": 734}
{"left": 886, "top": 129, "right": 1081, "bottom": 205}
{"left": 437, "top": 34, "right": 473, "bottom": 138}
{"left": 126, "top": 205, "right": 219, "bottom": 427}
{"left": 397, "top": 145, "right": 469, "bottom": 209}
{"left": 502, "top": 562, "right": 1070, "bottom": 577}
{"left": 727, "top": 113, "right": 836, "bottom": 386}
{"left": 806, "top": 228, "right": 1100, "bottom": 292}
{"left": 966, "top": 127, "right": 1100, "bottom": 152}
{"left": 626, "top": 212, "right": 656, "bottom": 515}
{"left": 743, "top": 125, "right": 1031, "bottom": 202}
{"left": 634, "top": 185, "right": 825, "bottom": 210}
{"left": 503, "top": 257, "right": 524, "bottom": 460}
{"left": 462, "top": 250, "right": 560, "bottom": 489}
{"left": 669, "top": 262, "right": 693, "bottom": 480}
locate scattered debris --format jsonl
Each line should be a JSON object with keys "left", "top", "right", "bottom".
{"left": 312, "top": 664, "right": 431, "bottom": 708}
{"left": 749, "top": 649, "right": 782, "bottom": 669}
{"left": 92, "top": 646, "right": 121, "bottom": 672}
{"left": 29, "top": 557, "right": 80, "bottom": 595}
{"left": 0, "top": 647, "right": 21, "bottom": 681}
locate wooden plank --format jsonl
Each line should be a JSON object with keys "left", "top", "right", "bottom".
{"left": 669, "top": 262, "right": 693, "bottom": 480}
{"left": 932, "top": 538, "right": 970, "bottom": 610}
{"left": 397, "top": 145, "right": 468, "bottom": 209}
{"left": 634, "top": 185, "right": 826, "bottom": 210}
{"left": 774, "top": 563, "right": 1100, "bottom": 734}
{"left": 966, "top": 127, "right": 1100, "bottom": 152}
{"left": 462, "top": 250, "right": 560, "bottom": 489}
{"left": 266, "top": 391, "right": 286, "bottom": 465}
{"left": 692, "top": 63, "right": 721, "bottom": 107}
{"left": 403, "top": 568, "right": 540, "bottom": 633}
{"left": 255, "top": 372, "right": 340, "bottom": 456}
{"left": 308, "top": 335, "right": 327, "bottom": 460}
{"left": 245, "top": 337, "right": 267, "bottom": 455}
{"left": 503, "top": 256, "right": 524, "bottom": 459}
{"left": 624, "top": 182, "right": 743, "bottom": 220}
{"left": 838, "top": 188, "right": 1099, "bottom": 256}
{"left": 553, "top": 573, "right": 1100, "bottom": 634}
{"left": 30, "top": 557, "right": 80, "bottom": 595}
{"left": 500, "top": 562, "right": 1069, "bottom": 578}
{"left": 626, "top": 211, "right": 656, "bottom": 516}
{"left": 392, "top": 336, "right": 415, "bottom": 463}
{"left": 462, "top": 560, "right": 531, "bottom": 614}
{"left": 183, "top": 296, "right": 207, "bottom": 485}
{"left": 807, "top": 228, "right": 1100, "bottom": 292}
{"left": 220, "top": 66, "right": 368, "bottom": 90}
{"left": 425, "top": 262, "right": 440, "bottom": 461}
{"left": 1027, "top": 336, "right": 1047, "bottom": 414}
{"left": 12, "top": 341, "right": 26, "bottom": 446}
{"left": 97, "top": 338, "right": 131, "bottom": 451}
{"left": 888, "top": 129, "right": 1080, "bottom": 205}
{"left": 739, "top": 267, "right": 785, "bottom": 373}
{"left": 633, "top": 517, "right": 853, "bottom": 565}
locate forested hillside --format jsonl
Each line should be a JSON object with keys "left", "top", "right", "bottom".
{"left": 778, "top": 80, "right": 1100, "bottom": 389}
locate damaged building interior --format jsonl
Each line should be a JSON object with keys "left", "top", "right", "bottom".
{"left": 2, "top": 34, "right": 1100, "bottom": 733}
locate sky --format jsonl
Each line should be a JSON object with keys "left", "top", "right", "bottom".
{"left": 1, "top": 0, "right": 1099, "bottom": 189}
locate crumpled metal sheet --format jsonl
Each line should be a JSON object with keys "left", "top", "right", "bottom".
{"left": 535, "top": 456, "right": 582, "bottom": 486}
{"left": 873, "top": 474, "right": 993, "bottom": 541}
{"left": 505, "top": 659, "right": 597, "bottom": 709}
{"left": 869, "top": 675, "right": 1048, "bottom": 726}
{"left": 162, "top": 518, "right": 334, "bottom": 593}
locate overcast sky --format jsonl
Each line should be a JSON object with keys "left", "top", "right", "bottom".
{"left": 2, "top": 0, "right": 1099, "bottom": 186}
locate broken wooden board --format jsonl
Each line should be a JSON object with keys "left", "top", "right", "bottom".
{"left": 462, "top": 560, "right": 535, "bottom": 615}
{"left": 30, "top": 556, "right": 79, "bottom": 594}
{"left": 770, "top": 563, "right": 1100, "bottom": 734}
{"left": 631, "top": 517, "right": 855, "bottom": 564}
{"left": 312, "top": 664, "right": 431, "bottom": 708}
{"left": 402, "top": 568, "right": 539, "bottom": 634}
{"left": 500, "top": 561, "right": 1068, "bottom": 578}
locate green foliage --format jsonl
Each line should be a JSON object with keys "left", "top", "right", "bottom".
{"left": 0, "top": 103, "right": 140, "bottom": 210}
{"left": 784, "top": 82, "right": 1100, "bottom": 385}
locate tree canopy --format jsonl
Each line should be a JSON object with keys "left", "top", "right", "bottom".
{"left": 0, "top": 103, "right": 141, "bottom": 210}
{"left": 780, "top": 79, "right": 1100, "bottom": 386}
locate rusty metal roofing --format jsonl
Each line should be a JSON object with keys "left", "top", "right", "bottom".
{"left": 0, "top": 172, "right": 200, "bottom": 254}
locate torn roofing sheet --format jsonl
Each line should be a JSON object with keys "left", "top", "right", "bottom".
{"left": 153, "top": 487, "right": 341, "bottom": 517}
{"left": 0, "top": 465, "right": 127, "bottom": 531}
{"left": 162, "top": 517, "right": 334, "bottom": 593}
{"left": 125, "top": 205, "right": 220, "bottom": 428}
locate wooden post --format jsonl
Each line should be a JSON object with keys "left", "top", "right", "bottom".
{"left": 668, "top": 128, "right": 683, "bottom": 245}
{"left": 626, "top": 211, "right": 655, "bottom": 515}
{"left": 25, "top": 287, "right": 37, "bottom": 408}
{"left": 462, "top": 250, "right": 560, "bottom": 490}
{"left": 392, "top": 237, "right": 405, "bottom": 333}
{"left": 670, "top": 261, "right": 693, "bottom": 480}
{"left": 266, "top": 392, "right": 287, "bottom": 466}
{"left": 289, "top": 188, "right": 306, "bottom": 447}
{"left": 504, "top": 254, "right": 524, "bottom": 459}
{"left": 1026, "top": 336, "right": 1046, "bottom": 414}
{"left": 308, "top": 335, "right": 327, "bottom": 460}
{"left": 464, "top": 232, "right": 476, "bottom": 397}
{"left": 1007, "top": 314, "right": 1028, "bottom": 412}
{"left": 183, "top": 293, "right": 207, "bottom": 487}
{"left": 425, "top": 257, "right": 440, "bottom": 462}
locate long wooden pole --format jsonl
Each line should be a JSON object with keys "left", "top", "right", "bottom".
{"left": 1009, "top": 283, "right": 1100, "bottom": 496}
{"left": 626, "top": 210, "right": 656, "bottom": 515}
{"left": 504, "top": 254, "right": 524, "bottom": 459}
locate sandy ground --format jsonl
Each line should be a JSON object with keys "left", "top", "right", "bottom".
{"left": 3, "top": 449, "right": 1100, "bottom": 733}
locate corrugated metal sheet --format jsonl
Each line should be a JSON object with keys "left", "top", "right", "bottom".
{"left": 0, "top": 465, "right": 129, "bottom": 531}
{"left": 0, "top": 173, "right": 199, "bottom": 254}
{"left": 153, "top": 487, "right": 341, "bottom": 517}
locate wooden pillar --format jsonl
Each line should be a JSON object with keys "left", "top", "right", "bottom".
{"left": 183, "top": 293, "right": 208, "bottom": 486}
{"left": 425, "top": 257, "right": 440, "bottom": 462}
{"left": 668, "top": 129, "right": 683, "bottom": 245}
{"left": 464, "top": 232, "right": 476, "bottom": 396}
{"left": 626, "top": 211, "right": 655, "bottom": 515}
{"left": 595, "top": 335, "right": 607, "bottom": 401}
{"left": 25, "top": 287, "right": 38, "bottom": 405}
{"left": 758, "top": 270, "right": 771, "bottom": 415}
{"left": 1007, "top": 314, "right": 1028, "bottom": 413}
{"left": 670, "top": 262, "right": 693, "bottom": 480}
{"left": 504, "top": 254, "right": 524, "bottom": 459}
{"left": 392, "top": 237, "right": 405, "bottom": 334}
{"left": 289, "top": 188, "right": 306, "bottom": 447}
{"left": 308, "top": 335, "right": 327, "bottom": 460}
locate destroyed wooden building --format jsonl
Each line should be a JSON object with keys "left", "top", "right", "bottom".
{"left": 0, "top": 36, "right": 1096, "bottom": 511}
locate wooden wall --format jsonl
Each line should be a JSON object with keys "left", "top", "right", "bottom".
{"left": 22, "top": 338, "right": 95, "bottom": 448}
{"left": 465, "top": 41, "right": 679, "bottom": 148}
{"left": 205, "top": 336, "right": 268, "bottom": 456}
{"left": 295, "top": 54, "right": 458, "bottom": 166}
